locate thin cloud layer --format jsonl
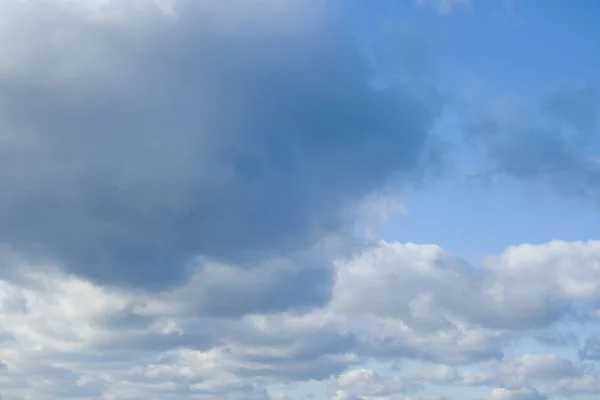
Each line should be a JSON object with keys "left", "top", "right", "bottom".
{"left": 464, "top": 83, "right": 600, "bottom": 206}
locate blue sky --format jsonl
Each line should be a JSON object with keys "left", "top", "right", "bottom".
{"left": 0, "top": 1, "right": 599, "bottom": 400}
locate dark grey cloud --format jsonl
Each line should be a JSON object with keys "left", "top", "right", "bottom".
{"left": 0, "top": 0, "right": 443, "bottom": 289}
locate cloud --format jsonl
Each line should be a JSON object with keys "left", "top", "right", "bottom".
{"left": 579, "top": 336, "right": 600, "bottom": 360}
{"left": 4, "top": 239, "right": 600, "bottom": 398}
{"left": 463, "top": 82, "right": 600, "bottom": 206}
{"left": 542, "top": 83, "right": 600, "bottom": 134}
{"left": 329, "top": 391, "right": 364, "bottom": 400}
{"left": 411, "top": 364, "right": 494, "bottom": 387}
{"left": 409, "top": 352, "right": 600, "bottom": 398}
{"left": 411, "top": 354, "right": 584, "bottom": 390}
{"left": 0, "top": 0, "right": 443, "bottom": 289}
{"left": 334, "top": 368, "right": 421, "bottom": 398}
{"left": 554, "top": 372, "right": 600, "bottom": 396}
{"left": 486, "top": 387, "right": 546, "bottom": 400}
{"left": 136, "top": 244, "right": 339, "bottom": 317}
{"left": 333, "top": 240, "right": 600, "bottom": 331}
{"left": 495, "top": 354, "right": 583, "bottom": 388}
{"left": 533, "top": 331, "right": 579, "bottom": 348}
{"left": 0, "top": 2, "right": 598, "bottom": 400}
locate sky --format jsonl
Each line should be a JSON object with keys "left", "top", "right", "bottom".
{"left": 0, "top": 0, "right": 599, "bottom": 399}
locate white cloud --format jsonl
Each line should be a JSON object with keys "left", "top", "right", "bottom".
{"left": 335, "top": 368, "right": 420, "bottom": 398}
{"left": 356, "top": 193, "right": 406, "bottom": 242}
{"left": 554, "top": 372, "right": 600, "bottom": 396}
{"left": 332, "top": 240, "right": 600, "bottom": 332}
{"left": 411, "top": 353, "right": 596, "bottom": 397}
{"left": 2, "top": 239, "right": 600, "bottom": 398}
{"left": 486, "top": 387, "right": 546, "bottom": 400}
{"left": 496, "top": 354, "right": 582, "bottom": 384}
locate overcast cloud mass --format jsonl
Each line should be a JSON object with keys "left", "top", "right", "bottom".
{"left": 1, "top": 0, "right": 600, "bottom": 399}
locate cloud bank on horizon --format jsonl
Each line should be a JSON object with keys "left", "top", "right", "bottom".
{"left": 0, "top": 0, "right": 599, "bottom": 399}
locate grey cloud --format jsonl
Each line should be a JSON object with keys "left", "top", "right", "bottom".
{"left": 232, "top": 355, "right": 355, "bottom": 382}
{"left": 207, "top": 322, "right": 360, "bottom": 381}
{"left": 579, "top": 336, "right": 600, "bottom": 360}
{"left": 360, "top": 333, "right": 505, "bottom": 366}
{"left": 542, "top": 83, "right": 600, "bottom": 134}
{"left": 165, "top": 255, "right": 334, "bottom": 317}
{"left": 463, "top": 82, "right": 600, "bottom": 206}
{"left": 0, "top": 0, "right": 443, "bottom": 289}
{"left": 533, "top": 331, "right": 579, "bottom": 348}
{"left": 88, "top": 240, "right": 344, "bottom": 321}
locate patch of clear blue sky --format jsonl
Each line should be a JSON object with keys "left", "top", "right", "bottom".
{"left": 357, "top": 0, "right": 600, "bottom": 89}
{"left": 383, "top": 178, "right": 600, "bottom": 265}
{"left": 351, "top": 0, "right": 600, "bottom": 263}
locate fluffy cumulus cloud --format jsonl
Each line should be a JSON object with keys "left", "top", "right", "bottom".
{"left": 4, "top": 239, "right": 600, "bottom": 398}
{"left": 486, "top": 387, "right": 546, "bottom": 400}
{"left": 331, "top": 368, "right": 421, "bottom": 400}
{"left": 0, "top": 1, "right": 599, "bottom": 400}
